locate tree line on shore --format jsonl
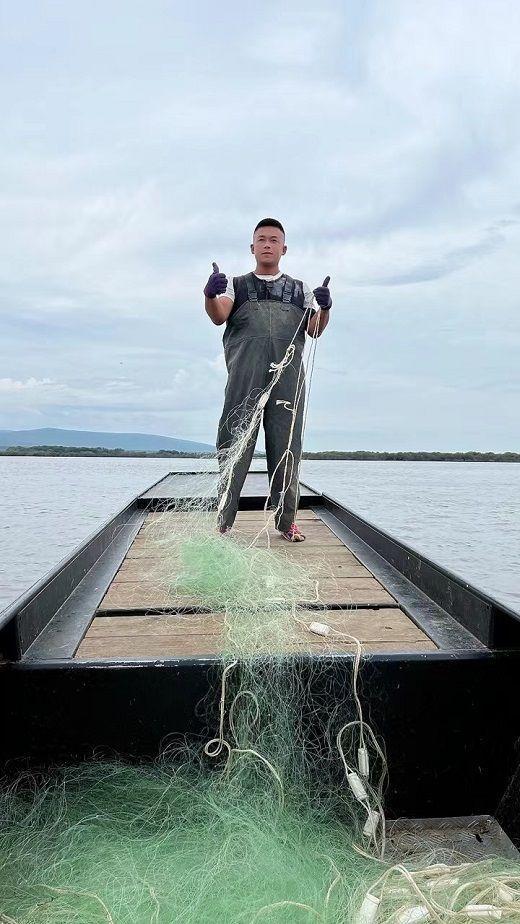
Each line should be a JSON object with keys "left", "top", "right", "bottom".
{"left": 1, "top": 445, "right": 519, "bottom": 462}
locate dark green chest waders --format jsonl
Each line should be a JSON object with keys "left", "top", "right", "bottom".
{"left": 216, "top": 272, "right": 309, "bottom": 532}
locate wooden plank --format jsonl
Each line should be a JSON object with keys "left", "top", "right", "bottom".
{"left": 262, "top": 548, "right": 361, "bottom": 563}
{"left": 84, "top": 608, "right": 427, "bottom": 642}
{"left": 87, "top": 613, "right": 223, "bottom": 636}
{"left": 111, "top": 509, "right": 390, "bottom": 609}
{"left": 299, "top": 607, "right": 426, "bottom": 639}
{"left": 139, "top": 517, "right": 338, "bottom": 539}
{"left": 138, "top": 513, "right": 339, "bottom": 533}
{"left": 138, "top": 522, "right": 341, "bottom": 540}
{"left": 232, "top": 523, "right": 337, "bottom": 536}
{"left": 111, "top": 563, "right": 364, "bottom": 583}
{"left": 124, "top": 546, "right": 182, "bottom": 560}
{"left": 234, "top": 510, "right": 320, "bottom": 521}
{"left": 123, "top": 544, "right": 361, "bottom": 562}
{"left": 112, "top": 557, "right": 372, "bottom": 582}
{"left": 270, "top": 549, "right": 372, "bottom": 577}
{"left": 300, "top": 579, "right": 396, "bottom": 606}
{"left": 78, "top": 600, "right": 436, "bottom": 659}
{"left": 145, "top": 510, "right": 208, "bottom": 518}
{"left": 76, "top": 634, "right": 436, "bottom": 659}
{"left": 145, "top": 509, "right": 321, "bottom": 522}
{"left": 137, "top": 517, "right": 350, "bottom": 544}
{"left": 139, "top": 472, "right": 319, "bottom": 501}
{"left": 98, "top": 586, "right": 201, "bottom": 609}
{"left": 98, "top": 576, "right": 396, "bottom": 611}
{"left": 130, "top": 534, "right": 345, "bottom": 552}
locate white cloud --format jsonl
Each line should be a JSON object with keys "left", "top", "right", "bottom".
{"left": 1, "top": 0, "right": 519, "bottom": 448}
{"left": 0, "top": 377, "right": 55, "bottom": 392}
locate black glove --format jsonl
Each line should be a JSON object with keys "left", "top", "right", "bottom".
{"left": 204, "top": 262, "right": 228, "bottom": 298}
{"left": 313, "top": 275, "right": 332, "bottom": 310}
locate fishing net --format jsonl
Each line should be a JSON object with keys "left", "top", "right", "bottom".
{"left": 2, "top": 311, "right": 520, "bottom": 922}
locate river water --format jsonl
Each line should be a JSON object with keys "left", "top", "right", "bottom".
{"left": 0, "top": 457, "right": 519, "bottom": 613}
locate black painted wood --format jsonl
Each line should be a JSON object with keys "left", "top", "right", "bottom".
{"left": 0, "top": 504, "right": 145, "bottom": 659}
{"left": 1, "top": 650, "right": 519, "bottom": 838}
{"left": 24, "top": 512, "right": 147, "bottom": 660}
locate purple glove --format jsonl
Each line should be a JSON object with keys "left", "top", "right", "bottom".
{"left": 313, "top": 275, "right": 332, "bottom": 309}
{"left": 204, "top": 262, "right": 228, "bottom": 298}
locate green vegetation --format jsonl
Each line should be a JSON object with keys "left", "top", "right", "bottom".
{"left": 0, "top": 444, "right": 216, "bottom": 458}
{"left": 302, "top": 450, "right": 520, "bottom": 462}
{"left": 0, "top": 445, "right": 519, "bottom": 461}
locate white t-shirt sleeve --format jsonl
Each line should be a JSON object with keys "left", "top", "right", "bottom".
{"left": 217, "top": 276, "right": 235, "bottom": 303}
{"left": 303, "top": 282, "right": 319, "bottom": 313}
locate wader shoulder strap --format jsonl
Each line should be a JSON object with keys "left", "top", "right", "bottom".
{"left": 245, "top": 274, "right": 259, "bottom": 302}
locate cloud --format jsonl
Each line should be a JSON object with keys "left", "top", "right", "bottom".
{"left": 359, "top": 228, "right": 505, "bottom": 286}
{"left": 0, "top": 377, "right": 56, "bottom": 392}
{"left": 1, "top": 0, "right": 520, "bottom": 448}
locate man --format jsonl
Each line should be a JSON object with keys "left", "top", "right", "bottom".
{"left": 204, "top": 218, "right": 331, "bottom": 542}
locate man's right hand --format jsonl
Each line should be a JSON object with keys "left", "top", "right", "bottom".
{"left": 204, "top": 262, "right": 228, "bottom": 299}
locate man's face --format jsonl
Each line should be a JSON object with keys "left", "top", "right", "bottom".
{"left": 251, "top": 227, "right": 287, "bottom": 266}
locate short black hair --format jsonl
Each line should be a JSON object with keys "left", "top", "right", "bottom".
{"left": 253, "top": 218, "right": 285, "bottom": 237}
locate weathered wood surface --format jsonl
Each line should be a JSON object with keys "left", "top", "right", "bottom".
{"left": 125, "top": 543, "right": 359, "bottom": 561}
{"left": 100, "top": 511, "right": 396, "bottom": 608}
{"left": 76, "top": 636, "right": 435, "bottom": 659}
{"left": 133, "top": 532, "right": 345, "bottom": 549}
{"left": 139, "top": 473, "right": 319, "bottom": 501}
{"left": 98, "top": 577, "right": 396, "bottom": 610}
{"left": 86, "top": 507, "right": 442, "bottom": 658}
{"left": 113, "top": 557, "right": 372, "bottom": 582}
{"left": 76, "top": 607, "right": 436, "bottom": 659}
{"left": 145, "top": 509, "right": 321, "bottom": 521}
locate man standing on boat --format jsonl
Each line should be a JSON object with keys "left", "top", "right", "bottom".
{"left": 203, "top": 218, "right": 331, "bottom": 542}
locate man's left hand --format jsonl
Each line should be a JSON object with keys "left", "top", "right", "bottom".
{"left": 313, "top": 276, "right": 332, "bottom": 310}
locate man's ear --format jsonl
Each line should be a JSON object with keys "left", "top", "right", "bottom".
{"left": 283, "top": 245, "right": 287, "bottom": 254}
{"left": 250, "top": 243, "right": 254, "bottom": 253}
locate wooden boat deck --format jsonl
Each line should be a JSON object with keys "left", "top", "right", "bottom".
{"left": 3, "top": 470, "right": 497, "bottom": 664}
{"left": 3, "top": 471, "right": 520, "bottom": 827}
{"left": 139, "top": 472, "right": 320, "bottom": 503}
{"left": 76, "top": 508, "right": 437, "bottom": 659}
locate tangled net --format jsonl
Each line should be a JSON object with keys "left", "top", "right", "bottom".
{"left": 2, "top": 316, "right": 520, "bottom": 922}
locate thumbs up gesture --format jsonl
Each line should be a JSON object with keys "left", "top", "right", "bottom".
{"left": 312, "top": 275, "right": 332, "bottom": 310}
{"left": 204, "top": 262, "right": 228, "bottom": 299}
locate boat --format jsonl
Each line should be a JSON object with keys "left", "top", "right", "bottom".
{"left": 1, "top": 470, "right": 519, "bottom": 856}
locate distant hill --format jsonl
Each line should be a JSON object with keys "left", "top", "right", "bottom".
{"left": 0, "top": 428, "right": 214, "bottom": 453}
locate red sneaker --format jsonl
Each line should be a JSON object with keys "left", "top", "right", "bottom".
{"left": 280, "top": 523, "right": 306, "bottom": 542}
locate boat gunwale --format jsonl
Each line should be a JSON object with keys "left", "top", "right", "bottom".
{"left": 298, "top": 480, "right": 520, "bottom": 624}
{"left": 6, "top": 647, "right": 515, "bottom": 671}
{"left": 0, "top": 471, "right": 168, "bottom": 631}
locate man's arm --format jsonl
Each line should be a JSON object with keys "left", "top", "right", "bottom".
{"left": 306, "top": 308, "right": 330, "bottom": 338}
{"left": 203, "top": 262, "right": 234, "bottom": 325}
{"left": 205, "top": 295, "right": 233, "bottom": 326}
{"left": 306, "top": 276, "right": 332, "bottom": 337}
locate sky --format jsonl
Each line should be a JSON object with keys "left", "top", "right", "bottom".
{"left": 1, "top": 0, "right": 519, "bottom": 451}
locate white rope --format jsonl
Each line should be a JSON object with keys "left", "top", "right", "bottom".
{"left": 248, "top": 304, "right": 321, "bottom": 544}
{"left": 203, "top": 660, "right": 285, "bottom": 807}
